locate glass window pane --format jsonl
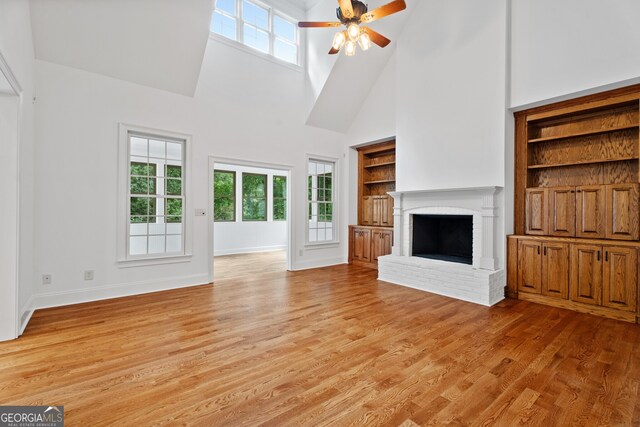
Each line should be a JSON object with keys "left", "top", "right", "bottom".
{"left": 166, "top": 179, "right": 182, "bottom": 196}
{"left": 214, "top": 171, "right": 234, "bottom": 197}
{"left": 273, "top": 199, "right": 286, "bottom": 221}
{"left": 130, "top": 236, "right": 147, "bottom": 255}
{"left": 212, "top": 11, "right": 237, "bottom": 40}
{"left": 243, "top": 1, "right": 268, "bottom": 29}
{"left": 167, "top": 142, "right": 182, "bottom": 161}
{"left": 274, "top": 39, "right": 297, "bottom": 64}
{"left": 216, "top": 0, "right": 236, "bottom": 15}
{"left": 166, "top": 216, "right": 182, "bottom": 224}
{"left": 274, "top": 16, "right": 296, "bottom": 42}
{"left": 166, "top": 222, "right": 183, "bottom": 235}
{"left": 166, "top": 234, "right": 183, "bottom": 253}
{"left": 166, "top": 164, "right": 182, "bottom": 178}
{"left": 244, "top": 24, "right": 269, "bottom": 53}
{"left": 130, "top": 137, "right": 147, "bottom": 157}
{"left": 149, "top": 140, "right": 165, "bottom": 159}
{"left": 149, "top": 222, "right": 166, "bottom": 236}
{"left": 243, "top": 198, "right": 266, "bottom": 221}
{"left": 130, "top": 223, "right": 147, "bottom": 236}
{"left": 165, "top": 199, "right": 182, "bottom": 217}
{"left": 149, "top": 236, "right": 166, "bottom": 254}
{"left": 242, "top": 174, "right": 266, "bottom": 197}
{"left": 273, "top": 176, "right": 286, "bottom": 198}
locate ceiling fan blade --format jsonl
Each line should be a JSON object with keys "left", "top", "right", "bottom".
{"left": 298, "top": 21, "right": 342, "bottom": 28}
{"left": 362, "top": 27, "right": 391, "bottom": 48}
{"left": 329, "top": 46, "right": 341, "bottom": 55}
{"left": 360, "top": 0, "right": 406, "bottom": 23}
{"left": 337, "top": 0, "right": 355, "bottom": 19}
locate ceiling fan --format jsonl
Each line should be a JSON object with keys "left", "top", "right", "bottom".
{"left": 298, "top": 0, "right": 407, "bottom": 57}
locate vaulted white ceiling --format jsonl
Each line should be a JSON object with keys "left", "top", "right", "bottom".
{"left": 29, "top": 0, "right": 213, "bottom": 96}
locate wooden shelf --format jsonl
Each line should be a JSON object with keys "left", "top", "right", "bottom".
{"left": 363, "top": 161, "right": 396, "bottom": 169}
{"left": 528, "top": 156, "right": 639, "bottom": 170}
{"left": 528, "top": 124, "right": 639, "bottom": 143}
{"left": 364, "top": 179, "right": 396, "bottom": 185}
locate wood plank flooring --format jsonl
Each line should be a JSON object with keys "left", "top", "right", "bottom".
{"left": 1, "top": 264, "right": 640, "bottom": 426}
{"left": 214, "top": 251, "right": 287, "bottom": 281}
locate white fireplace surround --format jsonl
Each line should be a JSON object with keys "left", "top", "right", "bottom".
{"left": 378, "top": 186, "right": 505, "bottom": 306}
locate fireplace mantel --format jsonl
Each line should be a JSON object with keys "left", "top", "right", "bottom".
{"left": 379, "top": 186, "right": 505, "bottom": 306}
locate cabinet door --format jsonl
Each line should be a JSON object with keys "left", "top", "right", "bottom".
{"left": 603, "top": 246, "right": 637, "bottom": 312}
{"left": 379, "top": 196, "right": 393, "bottom": 227}
{"left": 352, "top": 228, "right": 371, "bottom": 262}
{"left": 372, "top": 197, "right": 381, "bottom": 226}
{"left": 361, "top": 197, "right": 374, "bottom": 226}
{"left": 525, "top": 188, "right": 548, "bottom": 235}
{"left": 372, "top": 230, "right": 393, "bottom": 261}
{"left": 542, "top": 242, "right": 569, "bottom": 299}
{"left": 518, "top": 240, "right": 542, "bottom": 294}
{"left": 570, "top": 244, "right": 603, "bottom": 306}
{"left": 605, "top": 184, "right": 639, "bottom": 240}
{"left": 548, "top": 187, "right": 575, "bottom": 237}
{"left": 576, "top": 185, "right": 605, "bottom": 239}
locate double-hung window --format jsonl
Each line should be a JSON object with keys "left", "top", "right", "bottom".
{"left": 213, "top": 170, "right": 236, "bottom": 222}
{"left": 307, "top": 159, "right": 337, "bottom": 244}
{"left": 210, "top": 0, "right": 299, "bottom": 65}
{"left": 273, "top": 175, "right": 287, "bottom": 221}
{"left": 121, "top": 126, "right": 189, "bottom": 261}
{"left": 242, "top": 173, "right": 267, "bottom": 221}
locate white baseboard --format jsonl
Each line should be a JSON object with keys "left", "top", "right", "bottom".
{"left": 293, "top": 257, "right": 347, "bottom": 271}
{"left": 19, "top": 295, "right": 35, "bottom": 335}
{"left": 32, "top": 274, "right": 211, "bottom": 311}
{"left": 214, "top": 245, "right": 287, "bottom": 256}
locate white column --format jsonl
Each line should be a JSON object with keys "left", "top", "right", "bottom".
{"left": 479, "top": 188, "right": 498, "bottom": 271}
{"left": 390, "top": 192, "right": 403, "bottom": 256}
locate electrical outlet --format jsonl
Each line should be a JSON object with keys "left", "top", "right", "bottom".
{"left": 84, "top": 270, "right": 94, "bottom": 281}
{"left": 42, "top": 274, "right": 52, "bottom": 285}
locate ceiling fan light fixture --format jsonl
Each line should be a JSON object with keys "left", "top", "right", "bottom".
{"left": 358, "top": 32, "right": 371, "bottom": 51}
{"left": 332, "top": 31, "right": 347, "bottom": 50}
{"left": 345, "top": 40, "right": 357, "bottom": 56}
{"left": 347, "top": 23, "right": 360, "bottom": 41}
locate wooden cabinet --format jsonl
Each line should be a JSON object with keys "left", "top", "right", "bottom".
{"left": 525, "top": 188, "right": 548, "bottom": 235}
{"left": 542, "top": 242, "right": 569, "bottom": 299}
{"left": 351, "top": 227, "right": 371, "bottom": 263}
{"left": 576, "top": 185, "right": 605, "bottom": 238}
{"left": 570, "top": 244, "right": 603, "bottom": 306}
{"left": 606, "top": 184, "right": 639, "bottom": 241}
{"left": 603, "top": 246, "right": 637, "bottom": 312}
{"left": 361, "top": 196, "right": 374, "bottom": 226}
{"left": 519, "top": 239, "right": 569, "bottom": 299}
{"left": 378, "top": 196, "right": 393, "bottom": 227}
{"left": 548, "top": 187, "right": 575, "bottom": 237}
{"left": 349, "top": 226, "right": 392, "bottom": 268}
{"left": 372, "top": 229, "right": 393, "bottom": 262}
{"left": 518, "top": 240, "right": 542, "bottom": 294}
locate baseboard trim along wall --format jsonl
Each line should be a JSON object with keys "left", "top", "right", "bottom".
{"left": 214, "top": 245, "right": 287, "bottom": 257}
{"left": 31, "top": 274, "right": 211, "bottom": 312}
{"left": 293, "top": 257, "right": 347, "bottom": 271}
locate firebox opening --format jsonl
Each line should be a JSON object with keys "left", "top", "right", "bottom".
{"left": 411, "top": 214, "right": 473, "bottom": 265}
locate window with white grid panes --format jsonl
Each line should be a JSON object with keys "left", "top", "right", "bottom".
{"left": 128, "top": 133, "right": 185, "bottom": 257}
{"left": 210, "top": 0, "right": 299, "bottom": 65}
{"left": 307, "top": 159, "right": 335, "bottom": 243}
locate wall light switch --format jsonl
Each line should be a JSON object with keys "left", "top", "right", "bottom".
{"left": 195, "top": 209, "right": 207, "bottom": 217}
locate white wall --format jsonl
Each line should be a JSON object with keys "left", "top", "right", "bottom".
{"left": 511, "top": 0, "right": 640, "bottom": 108}
{"left": 213, "top": 163, "right": 288, "bottom": 256}
{"left": 0, "top": 0, "right": 36, "bottom": 338}
{"left": 32, "top": 38, "right": 348, "bottom": 309}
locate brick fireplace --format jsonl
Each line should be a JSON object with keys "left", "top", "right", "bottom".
{"left": 378, "top": 187, "right": 505, "bottom": 306}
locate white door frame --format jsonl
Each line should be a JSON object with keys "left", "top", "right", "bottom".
{"left": 208, "top": 156, "right": 294, "bottom": 283}
{"left": 0, "top": 50, "right": 23, "bottom": 341}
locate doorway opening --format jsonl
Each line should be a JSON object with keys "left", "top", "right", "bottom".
{"left": 209, "top": 159, "right": 292, "bottom": 281}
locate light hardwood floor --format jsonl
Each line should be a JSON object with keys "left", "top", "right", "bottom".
{"left": 214, "top": 250, "right": 287, "bottom": 280}
{"left": 1, "top": 264, "right": 640, "bottom": 426}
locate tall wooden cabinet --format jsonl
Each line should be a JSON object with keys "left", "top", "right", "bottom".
{"left": 508, "top": 84, "right": 640, "bottom": 324}
{"left": 349, "top": 140, "right": 396, "bottom": 269}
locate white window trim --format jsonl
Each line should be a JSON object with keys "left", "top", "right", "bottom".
{"left": 305, "top": 154, "right": 340, "bottom": 249}
{"left": 210, "top": 0, "right": 303, "bottom": 71}
{"left": 117, "top": 123, "right": 193, "bottom": 267}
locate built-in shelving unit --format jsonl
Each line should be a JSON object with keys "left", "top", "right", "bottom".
{"left": 508, "top": 85, "right": 640, "bottom": 324}
{"left": 349, "top": 140, "right": 397, "bottom": 270}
